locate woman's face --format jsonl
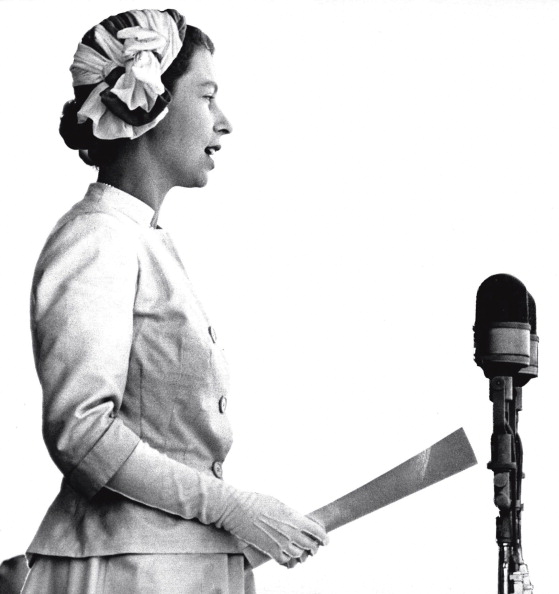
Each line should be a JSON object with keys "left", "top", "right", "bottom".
{"left": 147, "top": 47, "right": 232, "bottom": 189}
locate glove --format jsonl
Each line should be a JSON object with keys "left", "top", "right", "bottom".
{"left": 107, "top": 440, "right": 328, "bottom": 565}
{"left": 213, "top": 491, "right": 328, "bottom": 565}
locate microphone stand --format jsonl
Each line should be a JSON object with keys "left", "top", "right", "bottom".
{"left": 474, "top": 275, "right": 536, "bottom": 593}
{"left": 489, "top": 375, "right": 533, "bottom": 593}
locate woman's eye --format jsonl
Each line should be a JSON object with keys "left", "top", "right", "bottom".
{"left": 205, "top": 95, "right": 215, "bottom": 103}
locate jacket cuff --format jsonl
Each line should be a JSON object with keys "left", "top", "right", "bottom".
{"left": 242, "top": 544, "right": 271, "bottom": 568}
{"left": 67, "top": 419, "right": 140, "bottom": 499}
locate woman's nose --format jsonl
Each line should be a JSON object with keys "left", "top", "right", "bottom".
{"left": 214, "top": 105, "right": 233, "bottom": 135}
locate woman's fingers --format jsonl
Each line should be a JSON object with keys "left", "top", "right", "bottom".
{"left": 301, "top": 516, "right": 329, "bottom": 546}
{"left": 283, "top": 550, "right": 310, "bottom": 569}
{"left": 281, "top": 521, "right": 329, "bottom": 569}
{"left": 292, "top": 531, "right": 321, "bottom": 556}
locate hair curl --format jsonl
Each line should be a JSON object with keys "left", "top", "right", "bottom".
{"left": 59, "top": 13, "right": 214, "bottom": 168}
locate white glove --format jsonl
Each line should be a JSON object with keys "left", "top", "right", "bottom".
{"left": 213, "top": 490, "right": 328, "bottom": 565}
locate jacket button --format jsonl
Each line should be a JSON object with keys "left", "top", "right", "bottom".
{"left": 208, "top": 326, "right": 217, "bottom": 343}
{"left": 212, "top": 461, "right": 223, "bottom": 479}
{"left": 219, "top": 396, "right": 228, "bottom": 413}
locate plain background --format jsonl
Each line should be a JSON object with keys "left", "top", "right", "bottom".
{"left": 1, "top": 0, "right": 558, "bottom": 592}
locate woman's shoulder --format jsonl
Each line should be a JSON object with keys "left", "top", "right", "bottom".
{"left": 48, "top": 183, "right": 153, "bottom": 240}
{"left": 33, "top": 183, "right": 158, "bottom": 279}
{"left": 54, "top": 205, "right": 140, "bottom": 240}
{"left": 35, "top": 204, "right": 141, "bottom": 275}
{"left": 50, "top": 184, "right": 152, "bottom": 243}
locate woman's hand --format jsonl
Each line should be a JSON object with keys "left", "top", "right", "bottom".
{"left": 216, "top": 492, "right": 328, "bottom": 566}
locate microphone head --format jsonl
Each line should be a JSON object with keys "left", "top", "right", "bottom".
{"left": 474, "top": 274, "right": 531, "bottom": 376}
{"left": 475, "top": 273, "right": 529, "bottom": 329}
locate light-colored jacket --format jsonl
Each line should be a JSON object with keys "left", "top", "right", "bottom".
{"left": 28, "top": 183, "right": 243, "bottom": 556}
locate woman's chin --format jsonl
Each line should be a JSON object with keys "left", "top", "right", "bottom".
{"left": 181, "top": 172, "right": 209, "bottom": 189}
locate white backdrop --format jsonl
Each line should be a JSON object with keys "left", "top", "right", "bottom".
{"left": 1, "top": 0, "right": 557, "bottom": 592}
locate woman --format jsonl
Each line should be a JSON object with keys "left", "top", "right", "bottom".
{"left": 22, "top": 8, "right": 327, "bottom": 593}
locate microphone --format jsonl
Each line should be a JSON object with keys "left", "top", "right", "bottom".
{"left": 473, "top": 273, "right": 537, "bottom": 593}
{"left": 473, "top": 274, "right": 532, "bottom": 378}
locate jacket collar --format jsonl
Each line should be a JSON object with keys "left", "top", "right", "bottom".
{"left": 84, "top": 182, "right": 159, "bottom": 228}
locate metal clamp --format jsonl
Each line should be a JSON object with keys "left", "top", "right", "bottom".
{"left": 511, "top": 563, "right": 534, "bottom": 593}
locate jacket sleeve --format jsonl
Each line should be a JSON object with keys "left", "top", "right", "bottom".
{"left": 32, "top": 213, "right": 141, "bottom": 499}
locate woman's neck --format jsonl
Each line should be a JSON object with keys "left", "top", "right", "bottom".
{"left": 97, "top": 145, "right": 172, "bottom": 214}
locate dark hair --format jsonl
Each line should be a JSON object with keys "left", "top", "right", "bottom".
{"left": 59, "top": 11, "right": 214, "bottom": 168}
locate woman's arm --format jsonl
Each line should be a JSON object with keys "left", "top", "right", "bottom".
{"left": 32, "top": 213, "right": 140, "bottom": 498}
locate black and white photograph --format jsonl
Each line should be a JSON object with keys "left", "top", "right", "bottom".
{"left": 0, "top": 1, "right": 557, "bottom": 592}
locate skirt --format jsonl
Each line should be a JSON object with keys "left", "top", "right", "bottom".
{"left": 21, "top": 553, "right": 256, "bottom": 594}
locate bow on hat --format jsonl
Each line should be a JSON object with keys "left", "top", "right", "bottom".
{"left": 70, "top": 9, "right": 183, "bottom": 140}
